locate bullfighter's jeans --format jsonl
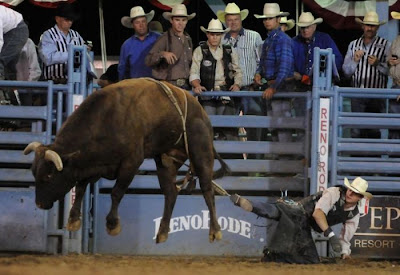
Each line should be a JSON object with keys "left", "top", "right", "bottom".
{"left": 250, "top": 200, "right": 281, "bottom": 220}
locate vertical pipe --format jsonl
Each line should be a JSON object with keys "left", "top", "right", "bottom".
{"left": 99, "top": 0, "right": 107, "bottom": 73}
{"left": 82, "top": 184, "right": 91, "bottom": 253}
{"left": 92, "top": 181, "right": 100, "bottom": 253}
{"left": 330, "top": 86, "right": 339, "bottom": 187}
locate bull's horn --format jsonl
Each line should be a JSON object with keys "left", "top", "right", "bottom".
{"left": 23, "top": 142, "right": 42, "bottom": 155}
{"left": 45, "top": 150, "right": 63, "bottom": 171}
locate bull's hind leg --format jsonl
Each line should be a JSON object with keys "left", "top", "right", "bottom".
{"left": 188, "top": 120, "right": 222, "bottom": 242}
{"left": 106, "top": 157, "right": 142, "bottom": 236}
{"left": 154, "top": 154, "right": 180, "bottom": 243}
{"left": 67, "top": 181, "right": 89, "bottom": 231}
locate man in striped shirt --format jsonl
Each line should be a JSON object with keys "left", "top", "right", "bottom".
{"left": 342, "top": 11, "right": 390, "bottom": 138}
{"left": 218, "top": 3, "right": 264, "bottom": 149}
{"left": 39, "top": 3, "right": 85, "bottom": 84}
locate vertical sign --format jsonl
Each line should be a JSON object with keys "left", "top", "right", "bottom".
{"left": 69, "top": 94, "right": 84, "bottom": 209}
{"left": 317, "top": 98, "right": 330, "bottom": 192}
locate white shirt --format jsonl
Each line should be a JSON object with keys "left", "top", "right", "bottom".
{"left": 315, "top": 187, "right": 360, "bottom": 256}
{"left": 0, "top": 5, "right": 23, "bottom": 52}
{"left": 16, "top": 38, "right": 41, "bottom": 81}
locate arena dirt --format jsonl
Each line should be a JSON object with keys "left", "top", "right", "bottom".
{"left": 0, "top": 254, "right": 398, "bottom": 275}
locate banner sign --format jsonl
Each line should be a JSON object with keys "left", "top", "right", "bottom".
{"left": 352, "top": 196, "right": 400, "bottom": 258}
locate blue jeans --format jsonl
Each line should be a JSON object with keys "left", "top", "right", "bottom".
{"left": 0, "top": 20, "right": 29, "bottom": 80}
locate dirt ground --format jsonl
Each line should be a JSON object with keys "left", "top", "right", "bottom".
{"left": 0, "top": 254, "right": 398, "bottom": 275}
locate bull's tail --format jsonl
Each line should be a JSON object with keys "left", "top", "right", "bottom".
{"left": 213, "top": 147, "right": 230, "bottom": 179}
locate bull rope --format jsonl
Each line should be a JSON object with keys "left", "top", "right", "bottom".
{"left": 142, "top": 78, "right": 230, "bottom": 196}
{"left": 142, "top": 78, "right": 190, "bottom": 160}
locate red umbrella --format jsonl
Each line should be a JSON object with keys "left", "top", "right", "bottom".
{"left": 148, "top": 0, "right": 190, "bottom": 11}
{"left": 0, "top": 0, "right": 75, "bottom": 8}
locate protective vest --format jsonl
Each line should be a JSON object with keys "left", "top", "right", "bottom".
{"left": 43, "top": 27, "right": 84, "bottom": 80}
{"left": 299, "top": 186, "right": 359, "bottom": 233}
{"left": 199, "top": 43, "right": 234, "bottom": 91}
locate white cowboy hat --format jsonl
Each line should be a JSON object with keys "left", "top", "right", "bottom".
{"left": 162, "top": 4, "right": 196, "bottom": 21}
{"left": 280, "top": 13, "right": 295, "bottom": 31}
{"left": 355, "top": 11, "right": 386, "bottom": 26}
{"left": 392, "top": 11, "right": 400, "bottom": 20}
{"left": 254, "top": 3, "right": 289, "bottom": 19}
{"left": 121, "top": 6, "right": 154, "bottom": 29}
{"left": 344, "top": 177, "right": 373, "bottom": 200}
{"left": 216, "top": 3, "right": 249, "bottom": 23}
{"left": 296, "top": 12, "right": 323, "bottom": 27}
{"left": 200, "top": 19, "right": 230, "bottom": 33}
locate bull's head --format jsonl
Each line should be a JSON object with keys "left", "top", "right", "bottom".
{"left": 24, "top": 142, "right": 76, "bottom": 210}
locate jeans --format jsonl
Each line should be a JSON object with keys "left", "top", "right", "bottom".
{"left": 0, "top": 21, "right": 29, "bottom": 80}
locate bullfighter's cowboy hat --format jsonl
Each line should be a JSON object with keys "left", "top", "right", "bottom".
{"left": 200, "top": 19, "right": 230, "bottom": 34}
{"left": 217, "top": 3, "right": 248, "bottom": 23}
{"left": 163, "top": 4, "right": 196, "bottom": 21}
{"left": 121, "top": 6, "right": 155, "bottom": 28}
{"left": 296, "top": 12, "right": 323, "bottom": 27}
{"left": 344, "top": 177, "right": 373, "bottom": 199}
{"left": 254, "top": 3, "right": 289, "bottom": 19}
{"left": 280, "top": 13, "right": 295, "bottom": 30}
{"left": 55, "top": 3, "right": 79, "bottom": 21}
{"left": 355, "top": 11, "right": 386, "bottom": 26}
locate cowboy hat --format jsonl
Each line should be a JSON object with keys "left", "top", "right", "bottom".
{"left": 121, "top": 6, "right": 155, "bottom": 29}
{"left": 200, "top": 19, "right": 230, "bottom": 33}
{"left": 344, "top": 177, "right": 373, "bottom": 200}
{"left": 55, "top": 3, "right": 79, "bottom": 21}
{"left": 392, "top": 11, "right": 400, "bottom": 20}
{"left": 254, "top": 3, "right": 289, "bottom": 19}
{"left": 216, "top": 3, "right": 249, "bottom": 23}
{"left": 296, "top": 12, "right": 323, "bottom": 27}
{"left": 162, "top": 4, "right": 196, "bottom": 21}
{"left": 280, "top": 13, "right": 295, "bottom": 31}
{"left": 355, "top": 11, "right": 386, "bottom": 26}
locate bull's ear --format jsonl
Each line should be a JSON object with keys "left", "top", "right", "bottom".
{"left": 62, "top": 150, "right": 81, "bottom": 164}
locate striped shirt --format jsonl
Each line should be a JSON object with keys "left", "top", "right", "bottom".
{"left": 342, "top": 35, "right": 390, "bottom": 88}
{"left": 39, "top": 24, "right": 84, "bottom": 80}
{"left": 256, "top": 28, "right": 294, "bottom": 90}
{"left": 222, "top": 28, "right": 263, "bottom": 87}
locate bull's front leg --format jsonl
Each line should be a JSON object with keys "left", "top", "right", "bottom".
{"left": 154, "top": 154, "right": 180, "bottom": 243}
{"left": 67, "top": 182, "right": 89, "bottom": 231}
{"left": 106, "top": 159, "right": 140, "bottom": 236}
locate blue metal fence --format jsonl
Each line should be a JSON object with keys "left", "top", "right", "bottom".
{"left": 310, "top": 48, "right": 400, "bottom": 194}
{"left": 0, "top": 45, "right": 92, "bottom": 254}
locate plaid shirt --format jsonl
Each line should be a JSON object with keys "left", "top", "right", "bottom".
{"left": 256, "top": 28, "right": 294, "bottom": 90}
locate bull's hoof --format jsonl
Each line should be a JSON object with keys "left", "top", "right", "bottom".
{"left": 67, "top": 218, "right": 81, "bottom": 231}
{"left": 209, "top": 231, "right": 223, "bottom": 243}
{"left": 106, "top": 219, "right": 121, "bottom": 236}
{"left": 156, "top": 233, "right": 168, "bottom": 243}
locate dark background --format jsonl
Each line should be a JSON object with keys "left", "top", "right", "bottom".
{"left": 12, "top": 0, "right": 364, "bottom": 58}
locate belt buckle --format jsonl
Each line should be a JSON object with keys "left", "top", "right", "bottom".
{"left": 176, "top": 79, "right": 186, "bottom": 87}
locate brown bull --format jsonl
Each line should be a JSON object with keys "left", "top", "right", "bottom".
{"left": 24, "top": 78, "right": 229, "bottom": 243}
